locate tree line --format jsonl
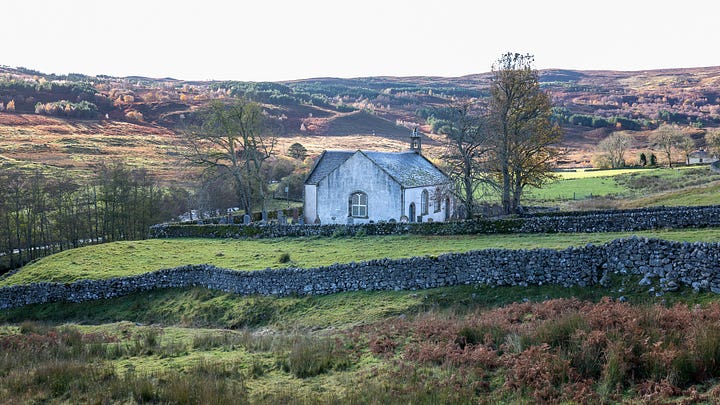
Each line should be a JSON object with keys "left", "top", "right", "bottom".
{"left": 0, "top": 163, "right": 188, "bottom": 272}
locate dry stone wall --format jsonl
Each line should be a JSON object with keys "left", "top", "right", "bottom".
{"left": 149, "top": 205, "right": 720, "bottom": 239}
{"left": 2, "top": 237, "right": 720, "bottom": 309}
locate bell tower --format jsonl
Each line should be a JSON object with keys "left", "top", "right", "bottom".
{"left": 410, "top": 127, "right": 422, "bottom": 153}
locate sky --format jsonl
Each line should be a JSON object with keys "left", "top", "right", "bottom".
{"left": 3, "top": 0, "right": 719, "bottom": 82}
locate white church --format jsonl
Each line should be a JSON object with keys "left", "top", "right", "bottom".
{"left": 303, "top": 129, "right": 454, "bottom": 224}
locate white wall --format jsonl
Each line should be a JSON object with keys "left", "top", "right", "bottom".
{"left": 315, "top": 153, "right": 402, "bottom": 224}
{"left": 303, "top": 184, "right": 317, "bottom": 223}
{"left": 403, "top": 186, "right": 451, "bottom": 223}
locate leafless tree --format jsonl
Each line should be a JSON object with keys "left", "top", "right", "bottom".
{"left": 181, "top": 99, "right": 277, "bottom": 215}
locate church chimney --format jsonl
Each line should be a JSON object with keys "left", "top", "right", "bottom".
{"left": 410, "top": 127, "right": 422, "bottom": 153}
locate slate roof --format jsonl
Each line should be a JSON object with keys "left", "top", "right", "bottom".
{"left": 305, "top": 150, "right": 450, "bottom": 188}
{"left": 689, "top": 150, "right": 714, "bottom": 158}
{"left": 305, "top": 151, "right": 354, "bottom": 184}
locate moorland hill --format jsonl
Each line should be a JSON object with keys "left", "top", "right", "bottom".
{"left": 1, "top": 65, "right": 720, "bottom": 180}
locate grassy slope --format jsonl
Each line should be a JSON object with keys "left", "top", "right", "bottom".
{"left": 621, "top": 181, "right": 720, "bottom": 208}
{"left": 524, "top": 165, "right": 720, "bottom": 205}
{"left": 4, "top": 228, "right": 720, "bottom": 287}
{"left": 4, "top": 281, "right": 720, "bottom": 403}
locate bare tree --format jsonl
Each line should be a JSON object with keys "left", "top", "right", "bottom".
{"left": 676, "top": 132, "right": 696, "bottom": 165}
{"left": 597, "top": 132, "right": 634, "bottom": 168}
{"left": 440, "top": 101, "right": 490, "bottom": 218}
{"left": 705, "top": 129, "right": 720, "bottom": 157}
{"left": 485, "top": 53, "right": 563, "bottom": 215}
{"left": 651, "top": 124, "right": 683, "bottom": 167}
{"left": 182, "top": 99, "right": 276, "bottom": 215}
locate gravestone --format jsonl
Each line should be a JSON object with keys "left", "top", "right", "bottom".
{"left": 243, "top": 214, "right": 251, "bottom": 225}
{"left": 261, "top": 210, "right": 268, "bottom": 224}
{"left": 277, "top": 210, "right": 285, "bottom": 225}
{"left": 292, "top": 208, "right": 299, "bottom": 224}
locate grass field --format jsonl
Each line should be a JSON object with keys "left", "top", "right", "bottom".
{"left": 524, "top": 165, "right": 720, "bottom": 205}
{"left": 3, "top": 228, "right": 720, "bottom": 287}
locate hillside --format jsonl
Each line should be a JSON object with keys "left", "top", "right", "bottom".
{"left": 1, "top": 65, "right": 720, "bottom": 179}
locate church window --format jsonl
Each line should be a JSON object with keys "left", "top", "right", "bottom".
{"left": 421, "top": 190, "right": 429, "bottom": 215}
{"left": 350, "top": 192, "right": 368, "bottom": 217}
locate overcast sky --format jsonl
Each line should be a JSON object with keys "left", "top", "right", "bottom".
{"left": 3, "top": 0, "right": 718, "bottom": 81}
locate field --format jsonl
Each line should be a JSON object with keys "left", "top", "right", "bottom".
{"left": 4, "top": 269, "right": 720, "bottom": 402}
{"left": 523, "top": 165, "right": 720, "bottom": 207}
{"left": 0, "top": 113, "right": 188, "bottom": 183}
{"left": 4, "top": 229, "right": 720, "bottom": 402}
{"left": 3, "top": 228, "right": 720, "bottom": 287}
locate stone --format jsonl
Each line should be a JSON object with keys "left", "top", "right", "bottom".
{"left": 663, "top": 281, "right": 680, "bottom": 292}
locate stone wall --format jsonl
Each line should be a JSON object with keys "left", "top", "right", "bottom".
{"left": 150, "top": 205, "right": 720, "bottom": 239}
{"left": 2, "top": 237, "right": 719, "bottom": 309}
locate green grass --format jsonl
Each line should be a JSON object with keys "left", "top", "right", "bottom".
{"left": 554, "top": 168, "right": 650, "bottom": 179}
{"left": 526, "top": 176, "right": 628, "bottom": 201}
{"left": 622, "top": 181, "right": 720, "bottom": 208}
{"left": 4, "top": 228, "right": 720, "bottom": 287}
{"left": 4, "top": 261, "right": 720, "bottom": 403}
{"left": 524, "top": 165, "right": 720, "bottom": 204}
{"left": 0, "top": 280, "right": 649, "bottom": 329}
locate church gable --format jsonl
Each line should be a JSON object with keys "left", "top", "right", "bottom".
{"left": 312, "top": 151, "right": 401, "bottom": 223}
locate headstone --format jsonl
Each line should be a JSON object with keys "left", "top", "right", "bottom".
{"left": 399, "top": 215, "right": 408, "bottom": 223}
{"left": 243, "top": 214, "right": 251, "bottom": 225}
{"left": 261, "top": 210, "right": 268, "bottom": 224}
{"left": 277, "top": 210, "right": 285, "bottom": 225}
{"left": 292, "top": 208, "right": 299, "bottom": 223}
{"left": 298, "top": 218, "right": 305, "bottom": 225}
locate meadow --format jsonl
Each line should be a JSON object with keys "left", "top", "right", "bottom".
{"left": 3, "top": 227, "right": 720, "bottom": 287}
{"left": 523, "top": 165, "right": 720, "bottom": 207}
{"left": 4, "top": 281, "right": 720, "bottom": 403}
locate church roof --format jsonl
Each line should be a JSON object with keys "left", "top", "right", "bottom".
{"left": 305, "top": 150, "right": 354, "bottom": 184}
{"left": 305, "top": 149, "right": 450, "bottom": 188}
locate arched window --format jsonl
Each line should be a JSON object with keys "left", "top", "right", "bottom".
{"left": 434, "top": 187, "right": 442, "bottom": 213}
{"left": 349, "top": 192, "right": 368, "bottom": 217}
{"left": 421, "top": 190, "right": 429, "bottom": 215}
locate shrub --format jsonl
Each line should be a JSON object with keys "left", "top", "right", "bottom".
{"left": 278, "top": 252, "right": 291, "bottom": 263}
{"left": 691, "top": 325, "right": 720, "bottom": 379}
{"left": 502, "top": 344, "right": 574, "bottom": 403}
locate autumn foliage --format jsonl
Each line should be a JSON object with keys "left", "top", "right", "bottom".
{"left": 352, "top": 298, "right": 720, "bottom": 403}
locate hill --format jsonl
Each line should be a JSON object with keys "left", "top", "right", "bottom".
{"left": 1, "top": 65, "right": 720, "bottom": 180}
